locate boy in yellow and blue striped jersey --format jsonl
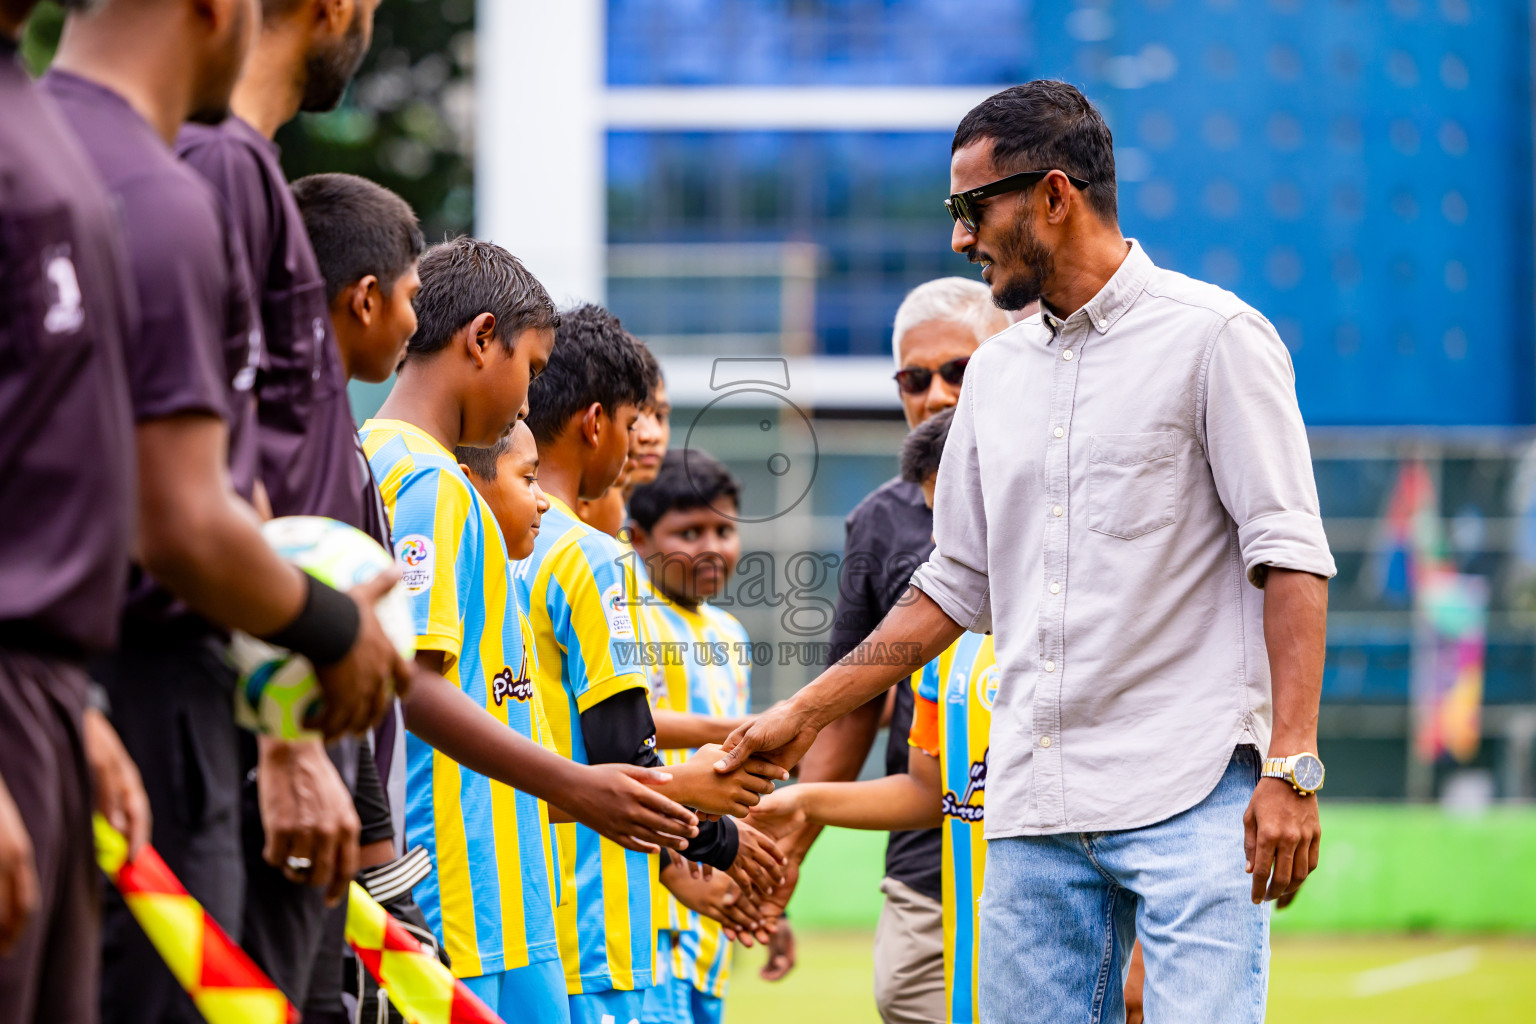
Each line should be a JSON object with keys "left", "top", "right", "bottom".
{"left": 361, "top": 243, "right": 703, "bottom": 1024}
{"left": 516, "top": 306, "right": 788, "bottom": 1024}
{"left": 361, "top": 239, "right": 568, "bottom": 1020}
{"left": 628, "top": 450, "right": 759, "bottom": 1024}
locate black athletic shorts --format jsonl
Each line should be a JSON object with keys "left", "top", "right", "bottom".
{"left": 0, "top": 648, "right": 96, "bottom": 1024}
{"left": 93, "top": 637, "right": 243, "bottom": 1024}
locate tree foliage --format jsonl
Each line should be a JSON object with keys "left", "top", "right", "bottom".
{"left": 23, "top": 0, "right": 476, "bottom": 241}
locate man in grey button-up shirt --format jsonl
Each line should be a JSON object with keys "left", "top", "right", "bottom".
{"left": 720, "top": 81, "right": 1334, "bottom": 1023}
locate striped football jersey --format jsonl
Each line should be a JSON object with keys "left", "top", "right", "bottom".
{"left": 909, "top": 631, "right": 995, "bottom": 1024}
{"left": 360, "top": 418, "right": 559, "bottom": 978}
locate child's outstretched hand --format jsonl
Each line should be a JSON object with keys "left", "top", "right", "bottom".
{"left": 658, "top": 744, "right": 787, "bottom": 817}
{"left": 660, "top": 853, "right": 772, "bottom": 945}
{"left": 745, "top": 788, "right": 805, "bottom": 841}
{"left": 726, "top": 820, "right": 787, "bottom": 899}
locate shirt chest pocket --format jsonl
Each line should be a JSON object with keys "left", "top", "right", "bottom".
{"left": 1086, "top": 432, "right": 1179, "bottom": 540}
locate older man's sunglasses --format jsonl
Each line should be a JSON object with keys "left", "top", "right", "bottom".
{"left": 894, "top": 357, "right": 970, "bottom": 395}
{"left": 944, "top": 169, "right": 1092, "bottom": 233}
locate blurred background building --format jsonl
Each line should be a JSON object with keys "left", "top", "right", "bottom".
{"left": 475, "top": 0, "right": 1535, "bottom": 806}
{"left": 28, "top": 0, "right": 1535, "bottom": 805}
{"left": 375, "top": 0, "right": 1536, "bottom": 805}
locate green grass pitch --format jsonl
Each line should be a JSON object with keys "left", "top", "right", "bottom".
{"left": 724, "top": 932, "right": 1536, "bottom": 1023}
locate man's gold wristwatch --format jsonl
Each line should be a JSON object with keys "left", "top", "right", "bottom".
{"left": 1261, "top": 752, "right": 1325, "bottom": 796}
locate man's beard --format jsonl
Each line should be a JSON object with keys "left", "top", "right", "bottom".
{"left": 300, "top": 14, "right": 366, "bottom": 112}
{"left": 988, "top": 215, "right": 1055, "bottom": 312}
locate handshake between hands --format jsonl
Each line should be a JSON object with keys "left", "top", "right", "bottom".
{"left": 644, "top": 744, "right": 797, "bottom": 951}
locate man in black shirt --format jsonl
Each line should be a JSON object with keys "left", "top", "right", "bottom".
{"left": 781, "top": 278, "right": 1008, "bottom": 1022}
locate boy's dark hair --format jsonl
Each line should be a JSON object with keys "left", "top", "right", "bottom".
{"left": 291, "top": 173, "right": 425, "bottom": 302}
{"left": 900, "top": 407, "right": 955, "bottom": 486}
{"left": 406, "top": 238, "right": 560, "bottom": 360}
{"left": 629, "top": 449, "right": 741, "bottom": 533}
{"left": 638, "top": 342, "right": 663, "bottom": 405}
{"left": 454, "top": 435, "right": 511, "bottom": 482}
{"left": 952, "top": 80, "right": 1118, "bottom": 222}
{"left": 525, "top": 304, "right": 650, "bottom": 445}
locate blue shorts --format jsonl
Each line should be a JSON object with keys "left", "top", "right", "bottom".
{"left": 569, "top": 987, "right": 647, "bottom": 1024}
{"left": 640, "top": 975, "right": 724, "bottom": 1024}
{"left": 462, "top": 959, "right": 571, "bottom": 1024}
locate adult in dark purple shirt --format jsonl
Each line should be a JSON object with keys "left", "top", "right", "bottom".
{"left": 0, "top": 5, "right": 146, "bottom": 1021}
{"left": 173, "top": 1, "right": 386, "bottom": 1010}
{"left": 42, "top": 3, "right": 407, "bottom": 1022}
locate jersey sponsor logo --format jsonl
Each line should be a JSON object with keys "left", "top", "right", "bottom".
{"left": 41, "top": 245, "right": 84, "bottom": 335}
{"left": 941, "top": 749, "right": 987, "bottom": 823}
{"left": 601, "top": 582, "right": 636, "bottom": 641}
{"left": 491, "top": 663, "right": 534, "bottom": 705}
{"left": 975, "top": 664, "right": 999, "bottom": 711}
{"left": 395, "top": 534, "right": 434, "bottom": 594}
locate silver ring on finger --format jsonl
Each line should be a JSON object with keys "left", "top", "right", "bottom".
{"left": 285, "top": 856, "right": 314, "bottom": 874}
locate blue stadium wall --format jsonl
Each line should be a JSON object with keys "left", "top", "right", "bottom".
{"left": 606, "top": 0, "right": 1535, "bottom": 426}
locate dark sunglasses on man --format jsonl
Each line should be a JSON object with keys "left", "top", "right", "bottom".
{"left": 945, "top": 168, "right": 1092, "bottom": 233}
{"left": 894, "top": 356, "right": 970, "bottom": 395}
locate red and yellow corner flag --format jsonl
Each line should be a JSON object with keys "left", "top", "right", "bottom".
{"left": 345, "top": 881, "right": 504, "bottom": 1024}
{"left": 93, "top": 814, "right": 297, "bottom": 1024}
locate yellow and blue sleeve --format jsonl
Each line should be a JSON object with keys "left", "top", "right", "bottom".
{"left": 548, "top": 531, "right": 648, "bottom": 713}
{"left": 389, "top": 466, "right": 477, "bottom": 671}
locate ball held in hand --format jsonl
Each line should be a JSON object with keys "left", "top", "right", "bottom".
{"left": 229, "top": 516, "right": 415, "bottom": 739}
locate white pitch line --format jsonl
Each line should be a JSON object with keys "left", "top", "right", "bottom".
{"left": 1350, "top": 945, "right": 1481, "bottom": 997}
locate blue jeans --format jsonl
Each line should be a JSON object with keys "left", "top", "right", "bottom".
{"left": 979, "top": 746, "right": 1270, "bottom": 1023}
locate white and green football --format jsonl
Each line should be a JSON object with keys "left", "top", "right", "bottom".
{"left": 229, "top": 516, "right": 415, "bottom": 740}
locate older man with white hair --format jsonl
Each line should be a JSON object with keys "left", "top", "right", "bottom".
{"left": 768, "top": 277, "right": 1009, "bottom": 1023}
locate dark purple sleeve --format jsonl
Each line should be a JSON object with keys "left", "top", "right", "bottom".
{"left": 113, "top": 175, "right": 232, "bottom": 423}
{"left": 175, "top": 131, "right": 276, "bottom": 301}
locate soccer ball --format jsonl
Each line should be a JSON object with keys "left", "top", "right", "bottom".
{"left": 229, "top": 516, "right": 415, "bottom": 740}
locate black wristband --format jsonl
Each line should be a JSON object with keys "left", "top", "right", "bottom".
{"left": 262, "top": 573, "right": 360, "bottom": 667}
{"left": 681, "top": 815, "right": 740, "bottom": 870}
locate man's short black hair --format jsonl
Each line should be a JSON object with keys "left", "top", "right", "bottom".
{"left": 524, "top": 304, "right": 650, "bottom": 445}
{"left": 454, "top": 435, "right": 510, "bottom": 481}
{"left": 900, "top": 407, "right": 955, "bottom": 486}
{"left": 292, "top": 173, "right": 425, "bottom": 302}
{"left": 952, "top": 80, "right": 1118, "bottom": 222}
{"left": 628, "top": 449, "right": 741, "bottom": 533}
{"left": 407, "top": 237, "right": 559, "bottom": 360}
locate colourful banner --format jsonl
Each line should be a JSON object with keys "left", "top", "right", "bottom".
{"left": 345, "top": 881, "right": 505, "bottom": 1024}
{"left": 93, "top": 815, "right": 297, "bottom": 1024}
{"left": 1412, "top": 570, "right": 1488, "bottom": 764}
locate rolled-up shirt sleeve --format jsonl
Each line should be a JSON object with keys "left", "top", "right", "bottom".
{"left": 1204, "top": 312, "right": 1338, "bottom": 586}
{"left": 910, "top": 379, "right": 993, "bottom": 631}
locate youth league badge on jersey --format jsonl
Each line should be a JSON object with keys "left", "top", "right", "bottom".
{"left": 976, "top": 664, "right": 1000, "bottom": 711}
{"left": 601, "top": 581, "right": 636, "bottom": 641}
{"left": 395, "top": 534, "right": 434, "bottom": 595}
